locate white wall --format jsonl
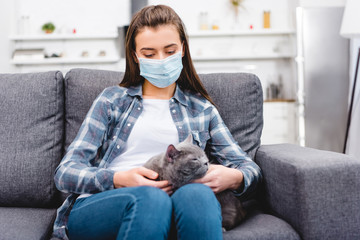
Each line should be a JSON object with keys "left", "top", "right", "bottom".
{"left": 0, "top": 0, "right": 15, "bottom": 73}
{"left": 14, "top": 0, "right": 130, "bottom": 35}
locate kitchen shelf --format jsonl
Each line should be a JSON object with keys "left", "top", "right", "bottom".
{"left": 192, "top": 54, "right": 295, "bottom": 61}
{"left": 264, "top": 99, "right": 296, "bottom": 103}
{"left": 188, "top": 29, "right": 296, "bottom": 37}
{"left": 11, "top": 57, "right": 120, "bottom": 65}
{"left": 9, "top": 34, "right": 118, "bottom": 41}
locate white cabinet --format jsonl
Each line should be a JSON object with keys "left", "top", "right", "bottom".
{"left": 261, "top": 101, "right": 297, "bottom": 144}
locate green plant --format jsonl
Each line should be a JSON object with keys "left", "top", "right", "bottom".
{"left": 230, "top": 0, "right": 244, "bottom": 7}
{"left": 42, "top": 22, "right": 55, "bottom": 33}
{"left": 230, "top": 0, "right": 245, "bottom": 17}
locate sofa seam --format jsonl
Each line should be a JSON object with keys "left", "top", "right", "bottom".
{"left": 247, "top": 74, "right": 262, "bottom": 158}
{"left": 254, "top": 74, "right": 263, "bottom": 150}
{"left": 50, "top": 71, "right": 59, "bottom": 203}
{"left": 63, "top": 69, "right": 72, "bottom": 152}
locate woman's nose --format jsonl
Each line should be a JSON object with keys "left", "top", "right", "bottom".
{"left": 157, "top": 52, "right": 166, "bottom": 60}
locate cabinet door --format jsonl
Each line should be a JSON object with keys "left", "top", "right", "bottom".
{"left": 261, "top": 102, "right": 296, "bottom": 144}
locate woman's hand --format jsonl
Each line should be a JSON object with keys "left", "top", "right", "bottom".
{"left": 193, "top": 164, "right": 244, "bottom": 193}
{"left": 113, "top": 167, "right": 173, "bottom": 195}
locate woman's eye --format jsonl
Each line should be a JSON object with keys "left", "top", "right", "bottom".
{"left": 167, "top": 51, "right": 175, "bottom": 55}
{"left": 144, "top": 54, "right": 154, "bottom": 58}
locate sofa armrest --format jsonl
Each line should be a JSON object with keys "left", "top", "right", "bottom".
{"left": 255, "top": 144, "right": 360, "bottom": 240}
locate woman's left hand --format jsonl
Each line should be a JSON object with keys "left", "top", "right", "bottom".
{"left": 193, "top": 164, "right": 244, "bottom": 193}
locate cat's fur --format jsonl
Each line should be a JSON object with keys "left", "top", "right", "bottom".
{"left": 143, "top": 135, "right": 246, "bottom": 230}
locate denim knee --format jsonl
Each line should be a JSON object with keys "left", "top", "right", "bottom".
{"left": 173, "top": 183, "right": 217, "bottom": 202}
{"left": 135, "top": 186, "right": 172, "bottom": 210}
{"left": 116, "top": 186, "right": 173, "bottom": 239}
{"left": 172, "top": 183, "right": 221, "bottom": 216}
{"left": 171, "top": 183, "right": 223, "bottom": 240}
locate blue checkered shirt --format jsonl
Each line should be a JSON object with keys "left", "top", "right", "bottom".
{"left": 52, "top": 84, "right": 262, "bottom": 239}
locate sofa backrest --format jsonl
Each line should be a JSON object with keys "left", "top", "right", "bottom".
{"left": 64, "top": 68, "right": 124, "bottom": 149}
{"left": 200, "top": 73, "right": 263, "bottom": 159}
{"left": 65, "top": 68, "right": 263, "bottom": 160}
{"left": 0, "top": 71, "right": 64, "bottom": 208}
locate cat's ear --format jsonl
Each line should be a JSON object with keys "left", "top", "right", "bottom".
{"left": 166, "top": 144, "right": 179, "bottom": 163}
{"left": 184, "top": 134, "right": 193, "bottom": 144}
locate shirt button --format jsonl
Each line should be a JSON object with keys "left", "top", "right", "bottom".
{"left": 127, "top": 123, "right": 131, "bottom": 127}
{"left": 172, "top": 109, "right": 176, "bottom": 113}
{"left": 112, "top": 136, "right": 116, "bottom": 140}
{"left": 178, "top": 126, "right": 182, "bottom": 129}
{"left": 171, "top": 99, "right": 175, "bottom": 102}
{"left": 137, "top": 107, "right": 141, "bottom": 110}
{"left": 117, "top": 145, "right": 120, "bottom": 149}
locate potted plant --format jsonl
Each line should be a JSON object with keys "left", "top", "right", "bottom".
{"left": 42, "top": 22, "right": 55, "bottom": 34}
{"left": 230, "top": 0, "right": 244, "bottom": 17}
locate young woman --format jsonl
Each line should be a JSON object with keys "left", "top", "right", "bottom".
{"left": 52, "top": 5, "right": 262, "bottom": 240}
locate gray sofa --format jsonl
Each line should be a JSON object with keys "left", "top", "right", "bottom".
{"left": 0, "top": 68, "right": 359, "bottom": 240}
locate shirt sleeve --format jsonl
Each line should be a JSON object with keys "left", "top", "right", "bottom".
{"left": 207, "top": 106, "right": 262, "bottom": 197}
{"left": 54, "top": 90, "right": 115, "bottom": 194}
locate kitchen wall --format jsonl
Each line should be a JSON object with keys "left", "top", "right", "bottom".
{"left": 13, "top": 0, "right": 130, "bottom": 36}
{"left": 1, "top": 0, "right": 294, "bottom": 73}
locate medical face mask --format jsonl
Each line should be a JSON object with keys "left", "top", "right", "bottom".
{"left": 137, "top": 50, "right": 183, "bottom": 88}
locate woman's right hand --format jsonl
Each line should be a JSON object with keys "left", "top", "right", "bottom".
{"left": 113, "top": 167, "right": 173, "bottom": 195}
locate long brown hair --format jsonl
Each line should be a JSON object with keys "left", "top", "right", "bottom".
{"left": 120, "top": 5, "right": 214, "bottom": 105}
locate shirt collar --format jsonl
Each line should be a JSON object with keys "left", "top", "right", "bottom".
{"left": 172, "top": 85, "right": 188, "bottom": 107}
{"left": 126, "top": 84, "right": 143, "bottom": 98}
{"left": 125, "top": 84, "right": 188, "bottom": 107}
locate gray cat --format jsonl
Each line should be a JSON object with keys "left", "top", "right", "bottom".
{"left": 144, "top": 135, "right": 246, "bottom": 230}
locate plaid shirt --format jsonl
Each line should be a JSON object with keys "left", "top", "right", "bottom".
{"left": 52, "top": 84, "right": 262, "bottom": 239}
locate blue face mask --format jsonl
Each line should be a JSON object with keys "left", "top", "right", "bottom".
{"left": 137, "top": 50, "right": 183, "bottom": 88}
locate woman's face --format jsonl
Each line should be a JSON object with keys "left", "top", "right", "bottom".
{"left": 134, "top": 24, "right": 184, "bottom": 60}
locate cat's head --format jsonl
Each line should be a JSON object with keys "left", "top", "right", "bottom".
{"left": 163, "top": 135, "right": 209, "bottom": 189}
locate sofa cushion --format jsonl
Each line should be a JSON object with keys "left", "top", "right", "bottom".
{"left": 0, "top": 71, "right": 64, "bottom": 207}
{"left": 0, "top": 207, "right": 56, "bottom": 240}
{"left": 223, "top": 210, "right": 300, "bottom": 240}
{"left": 64, "top": 69, "right": 263, "bottom": 160}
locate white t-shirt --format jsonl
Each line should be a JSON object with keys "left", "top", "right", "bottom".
{"left": 108, "top": 98, "right": 179, "bottom": 172}
{"left": 79, "top": 99, "right": 179, "bottom": 199}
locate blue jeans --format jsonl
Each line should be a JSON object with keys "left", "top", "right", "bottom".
{"left": 67, "top": 183, "right": 222, "bottom": 240}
